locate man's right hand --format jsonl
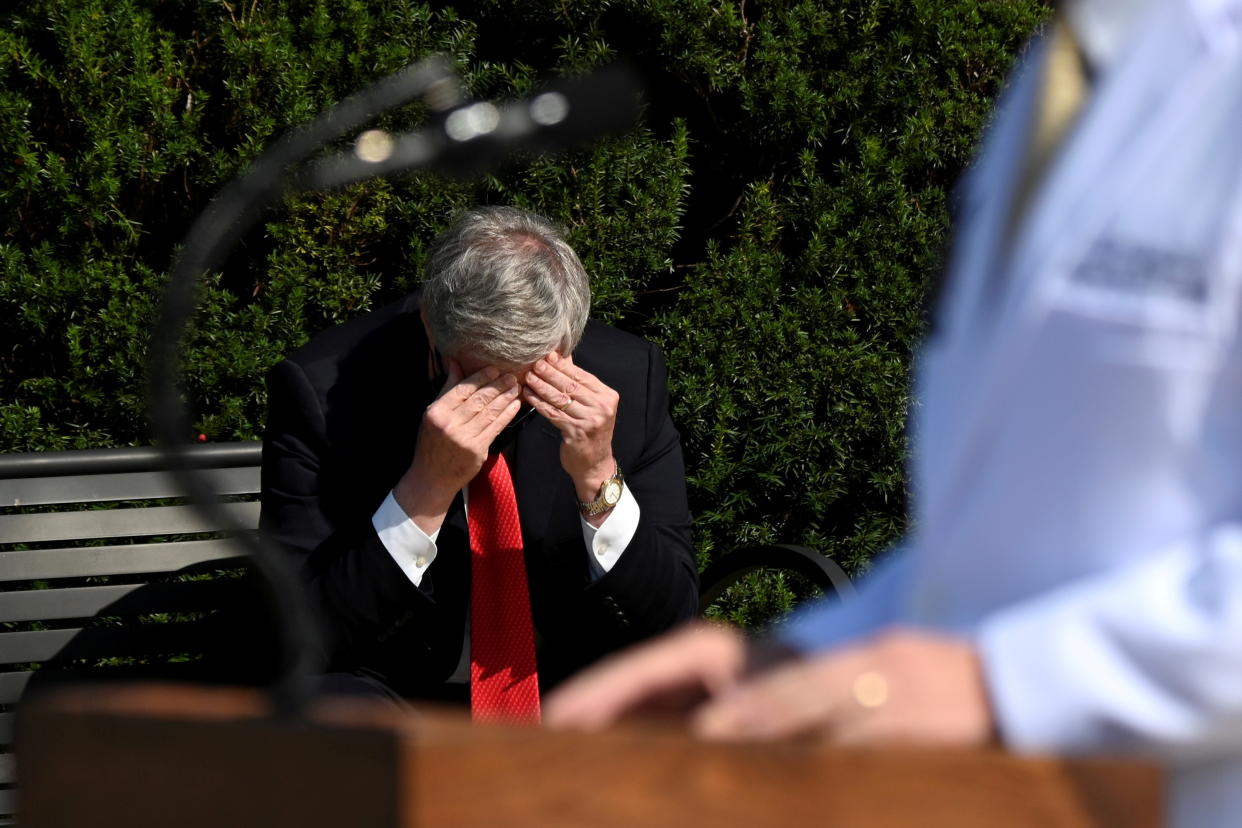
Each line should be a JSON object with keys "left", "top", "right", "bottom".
{"left": 394, "top": 359, "right": 521, "bottom": 536}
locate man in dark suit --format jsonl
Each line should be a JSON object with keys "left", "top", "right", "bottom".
{"left": 260, "top": 206, "right": 698, "bottom": 710}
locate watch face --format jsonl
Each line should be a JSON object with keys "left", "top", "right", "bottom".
{"left": 603, "top": 479, "right": 622, "bottom": 505}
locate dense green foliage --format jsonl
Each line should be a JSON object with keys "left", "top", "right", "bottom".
{"left": 1, "top": 0, "right": 1045, "bottom": 625}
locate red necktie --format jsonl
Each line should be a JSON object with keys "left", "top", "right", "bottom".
{"left": 468, "top": 452, "right": 541, "bottom": 723}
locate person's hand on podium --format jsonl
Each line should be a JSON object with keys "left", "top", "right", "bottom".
{"left": 545, "top": 623, "right": 999, "bottom": 748}
{"left": 693, "top": 628, "right": 998, "bottom": 746}
{"left": 544, "top": 622, "right": 749, "bottom": 729}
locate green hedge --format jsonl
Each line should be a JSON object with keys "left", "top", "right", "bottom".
{"left": 0, "top": 0, "right": 1046, "bottom": 626}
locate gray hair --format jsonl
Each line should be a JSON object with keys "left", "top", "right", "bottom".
{"left": 421, "top": 206, "right": 591, "bottom": 365}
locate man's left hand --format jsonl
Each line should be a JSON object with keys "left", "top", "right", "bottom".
{"left": 693, "top": 629, "right": 998, "bottom": 748}
{"left": 523, "top": 352, "right": 619, "bottom": 509}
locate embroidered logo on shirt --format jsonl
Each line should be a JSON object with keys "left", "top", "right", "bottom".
{"left": 1071, "top": 238, "right": 1207, "bottom": 304}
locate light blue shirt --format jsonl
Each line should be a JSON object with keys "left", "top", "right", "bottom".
{"left": 779, "top": 2, "right": 1242, "bottom": 825}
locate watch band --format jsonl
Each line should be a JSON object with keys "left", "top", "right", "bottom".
{"left": 578, "top": 464, "right": 624, "bottom": 516}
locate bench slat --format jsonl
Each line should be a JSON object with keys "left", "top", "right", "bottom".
{"left": 1, "top": 621, "right": 216, "bottom": 666}
{"left": 0, "top": 579, "right": 247, "bottom": 623}
{"left": 0, "top": 712, "right": 11, "bottom": 745}
{"left": 0, "top": 466, "right": 260, "bottom": 508}
{"left": 0, "top": 788, "right": 13, "bottom": 819}
{"left": 0, "top": 538, "right": 248, "bottom": 583}
{"left": 0, "top": 442, "right": 262, "bottom": 480}
{"left": 0, "top": 672, "right": 32, "bottom": 705}
{"left": 0, "top": 755, "right": 12, "bottom": 786}
{"left": 0, "top": 501, "right": 260, "bottom": 545}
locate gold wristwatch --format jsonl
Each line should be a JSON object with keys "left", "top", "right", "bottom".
{"left": 578, "top": 464, "right": 624, "bottom": 516}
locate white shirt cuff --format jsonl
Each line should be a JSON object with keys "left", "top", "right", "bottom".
{"left": 582, "top": 483, "right": 640, "bottom": 580}
{"left": 372, "top": 490, "right": 439, "bottom": 588}
{"left": 372, "top": 481, "right": 640, "bottom": 587}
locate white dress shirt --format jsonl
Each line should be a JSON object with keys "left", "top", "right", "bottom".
{"left": 371, "top": 479, "right": 640, "bottom": 588}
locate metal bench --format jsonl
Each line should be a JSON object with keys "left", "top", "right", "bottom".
{"left": 0, "top": 442, "right": 263, "bottom": 825}
{"left": 0, "top": 441, "right": 853, "bottom": 825}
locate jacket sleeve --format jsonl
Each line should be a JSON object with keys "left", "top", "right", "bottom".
{"left": 259, "top": 357, "right": 462, "bottom": 683}
{"left": 578, "top": 343, "right": 699, "bottom": 643}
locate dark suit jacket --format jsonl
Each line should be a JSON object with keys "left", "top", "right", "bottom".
{"left": 260, "top": 293, "right": 698, "bottom": 698}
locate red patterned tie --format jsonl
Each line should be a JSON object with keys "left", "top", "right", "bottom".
{"left": 468, "top": 451, "right": 541, "bottom": 723}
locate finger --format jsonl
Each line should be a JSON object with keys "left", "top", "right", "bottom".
{"left": 460, "top": 372, "right": 520, "bottom": 418}
{"left": 464, "top": 379, "right": 521, "bottom": 432}
{"left": 521, "top": 385, "right": 564, "bottom": 424}
{"left": 692, "top": 658, "right": 850, "bottom": 742}
{"left": 531, "top": 355, "right": 581, "bottom": 397}
{"left": 545, "top": 623, "right": 745, "bottom": 731}
{"left": 447, "top": 363, "right": 501, "bottom": 406}
{"left": 829, "top": 712, "right": 892, "bottom": 746}
{"left": 545, "top": 627, "right": 725, "bottom": 731}
{"left": 549, "top": 351, "right": 604, "bottom": 392}
{"left": 522, "top": 381, "right": 591, "bottom": 428}
{"left": 474, "top": 397, "right": 522, "bottom": 444}
{"left": 522, "top": 388, "right": 577, "bottom": 436}
{"left": 524, "top": 371, "right": 583, "bottom": 417}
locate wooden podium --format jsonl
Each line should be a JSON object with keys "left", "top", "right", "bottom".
{"left": 16, "top": 684, "right": 1161, "bottom": 827}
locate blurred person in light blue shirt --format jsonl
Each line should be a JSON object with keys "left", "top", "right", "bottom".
{"left": 548, "top": 2, "right": 1242, "bottom": 825}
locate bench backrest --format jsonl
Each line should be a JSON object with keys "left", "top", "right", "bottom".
{"left": 0, "top": 442, "right": 263, "bottom": 823}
